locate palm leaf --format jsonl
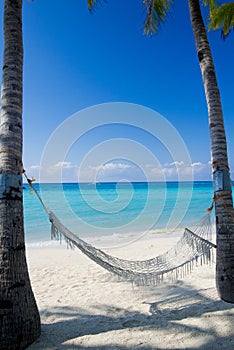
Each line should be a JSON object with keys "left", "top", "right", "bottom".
{"left": 209, "top": 2, "right": 234, "bottom": 38}
{"left": 202, "top": 0, "right": 217, "bottom": 11}
{"left": 143, "top": 0, "right": 173, "bottom": 36}
{"left": 88, "top": 0, "right": 98, "bottom": 11}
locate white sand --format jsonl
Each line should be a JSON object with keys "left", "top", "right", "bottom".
{"left": 27, "top": 234, "right": 234, "bottom": 350}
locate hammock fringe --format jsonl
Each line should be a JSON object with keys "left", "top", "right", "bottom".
{"left": 48, "top": 210, "right": 216, "bottom": 287}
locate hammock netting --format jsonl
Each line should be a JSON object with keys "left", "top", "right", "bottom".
{"left": 48, "top": 210, "right": 216, "bottom": 286}
{"left": 26, "top": 176, "right": 216, "bottom": 287}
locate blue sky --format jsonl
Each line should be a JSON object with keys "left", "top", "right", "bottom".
{"left": 0, "top": 0, "right": 234, "bottom": 182}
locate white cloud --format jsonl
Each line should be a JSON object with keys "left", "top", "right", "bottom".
{"left": 55, "top": 161, "right": 73, "bottom": 169}
{"left": 30, "top": 165, "right": 40, "bottom": 170}
{"left": 26, "top": 159, "right": 213, "bottom": 183}
{"left": 148, "top": 160, "right": 212, "bottom": 181}
{"left": 169, "top": 161, "right": 185, "bottom": 167}
{"left": 191, "top": 162, "right": 204, "bottom": 167}
{"left": 97, "top": 162, "right": 131, "bottom": 171}
{"left": 85, "top": 162, "right": 134, "bottom": 182}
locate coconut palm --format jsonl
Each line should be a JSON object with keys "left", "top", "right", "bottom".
{"left": 0, "top": 1, "right": 41, "bottom": 349}
{"left": 209, "top": 1, "right": 234, "bottom": 38}
{"left": 143, "top": 0, "right": 234, "bottom": 303}
{"left": 88, "top": 0, "right": 234, "bottom": 303}
{"left": 1, "top": 0, "right": 100, "bottom": 347}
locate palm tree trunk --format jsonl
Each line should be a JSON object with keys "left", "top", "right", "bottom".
{"left": 188, "top": 0, "right": 234, "bottom": 303}
{"left": 0, "top": 0, "right": 41, "bottom": 348}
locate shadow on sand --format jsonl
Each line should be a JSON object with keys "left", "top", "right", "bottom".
{"left": 28, "top": 281, "right": 234, "bottom": 350}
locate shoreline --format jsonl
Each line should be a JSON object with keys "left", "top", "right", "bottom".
{"left": 26, "top": 231, "right": 234, "bottom": 350}
{"left": 26, "top": 228, "right": 183, "bottom": 249}
{"left": 26, "top": 220, "right": 216, "bottom": 251}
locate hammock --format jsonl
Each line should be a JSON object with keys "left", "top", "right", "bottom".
{"left": 26, "top": 175, "right": 217, "bottom": 286}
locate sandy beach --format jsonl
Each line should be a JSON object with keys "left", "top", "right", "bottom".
{"left": 27, "top": 234, "right": 234, "bottom": 350}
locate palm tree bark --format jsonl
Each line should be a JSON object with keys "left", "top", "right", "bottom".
{"left": 188, "top": 0, "right": 234, "bottom": 303}
{"left": 0, "top": 0, "right": 41, "bottom": 348}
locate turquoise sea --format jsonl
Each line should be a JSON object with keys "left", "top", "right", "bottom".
{"left": 24, "top": 181, "right": 216, "bottom": 246}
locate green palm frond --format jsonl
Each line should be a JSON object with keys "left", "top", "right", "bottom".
{"left": 87, "top": 0, "right": 98, "bottom": 11}
{"left": 209, "top": 2, "right": 234, "bottom": 38}
{"left": 143, "top": 0, "right": 173, "bottom": 36}
{"left": 88, "top": 0, "right": 108, "bottom": 12}
{"left": 202, "top": 0, "right": 217, "bottom": 11}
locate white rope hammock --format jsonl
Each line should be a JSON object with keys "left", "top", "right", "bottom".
{"left": 25, "top": 174, "right": 216, "bottom": 286}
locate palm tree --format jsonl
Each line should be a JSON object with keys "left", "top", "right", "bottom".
{"left": 0, "top": 1, "right": 41, "bottom": 349}
{"left": 143, "top": 0, "right": 234, "bottom": 303}
{"left": 88, "top": 0, "right": 234, "bottom": 303}
{"left": 1, "top": 1, "right": 100, "bottom": 348}
{"left": 209, "top": 1, "right": 234, "bottom": 38}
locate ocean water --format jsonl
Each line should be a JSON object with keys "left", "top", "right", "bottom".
{"left": 24, "top": 181, "right": 216, "bottom": 246}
